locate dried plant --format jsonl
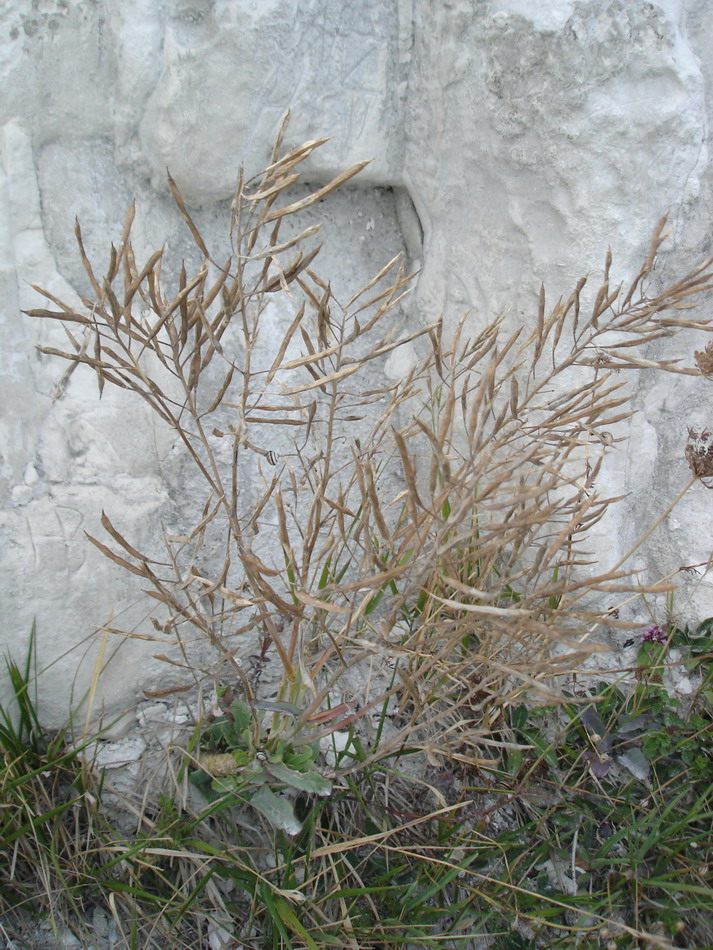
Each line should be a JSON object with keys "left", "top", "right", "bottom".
{"left": 685, "top": 427, "right": 713, "bottom": 481}
{"left": 27, "top": 117, "right": 713, "bottom": 809}
{"left": 694, "top": 339, "right": 713, "bottom": 376}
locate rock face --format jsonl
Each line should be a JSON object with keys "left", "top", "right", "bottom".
{"left": 2, "top": 0, "right": 713, "bottom": 721}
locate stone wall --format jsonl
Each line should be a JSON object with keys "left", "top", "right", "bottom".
{"left": 2, "top": 0, "right": 713, "bottom": 721}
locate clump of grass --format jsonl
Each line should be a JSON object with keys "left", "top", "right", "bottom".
{"left": 7, "top": 622, "right": 709, "bottom": 947}
{"left": 0, "top": 625, "right": 104, "bottom": 944}
{"left": 494, "top": 618, "right": 713, "bottom": 950}
{"left": 16, "top": 114, "right": 713, "bottom": 946}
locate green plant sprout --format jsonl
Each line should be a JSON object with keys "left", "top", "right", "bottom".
{"left": 189, "top": 696, "right": 332, "bottom": 834}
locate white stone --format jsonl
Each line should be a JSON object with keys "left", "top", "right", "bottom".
{"left": 2, "top": 0, "right": 713, "bottom": 721}
{"left": 23, "top": 462, "right": 39, "bottom": 485}
{"left": 10, "top": 484, "right": 32, "bottom": 505}
{"left": 88, "top": 736, "right": 147, "bottom": 770}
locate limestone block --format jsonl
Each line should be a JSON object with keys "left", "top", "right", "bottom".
{"left": 1, "top": 0, "right": 713, "bottom": 721}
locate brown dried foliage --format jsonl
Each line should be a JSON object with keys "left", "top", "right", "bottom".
{"left": 686, "top": 427, "right": 713, "bottom": 480}
{"left": 27, "top": 117, "right": 713, "bottom": 768}
{"left": 694, "top": 340, "right": 713, "bottom": 375}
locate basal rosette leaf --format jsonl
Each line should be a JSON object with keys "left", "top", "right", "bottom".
{"left": 265, "top": 761, "right": 332, "bottom": 796}
{"left": 249, "top": 785, "right": 303, "bottom": 835}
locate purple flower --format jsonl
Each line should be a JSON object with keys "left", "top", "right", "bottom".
{"left": 641, "top": 623, "right": 667, "bottom": 644}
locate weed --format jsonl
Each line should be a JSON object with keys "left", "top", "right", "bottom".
{"left": 0, "top": 626, "right": 100, "bottom": 942}
{"left": 13, "top": 116, "right": 713, "bottom": 947}
{"left": 492, "top": 622, "right": 713, "bottom": 949}
{"left": 188, "top": 696, "right": 332, "bottom": 834}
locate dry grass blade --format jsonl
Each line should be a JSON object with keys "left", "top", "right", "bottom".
{"left": 204, "top": 363, "right": 236, "bottom": 416}
{"left": 99, "top": 511, "right": 154, "bottom": 563}
{"left": 622, "top": 215, "right": 669, "bottom": 306}
{"left": 364, "top": 460, "right": 391, "bottom": 542}
{"left": 166, "top": 172, "right": 211, "bottom": 260}
{"left": 243, "top": 171, "right": 301, "bottom": 202}
{"left": 533, "top": 282, "right": 546, "bottom": 365}
{"left": 146, "top": 265, "right": 207, "bottom": 340}
{"left": 345, "top": 254, "right": 404, "bottom": 310}
{"left": 259, "top": 136, "right": 329, "bottom": 182}
{"left": 264, "top": 161, "right": 371, "bottom": 223}
{"left": 123, "top": 248, "right": 165, "bottom": 309}
{"left": 281, "top": 362, "right": 362, "bottom": 395}
{"left": 84, "top": 533, "right": 153, "bottom": 579}
{"left": 264, "top": 304, "right": 305, "bottom": 385}
{"left": 74, "top": 219, "right": 103, "bottom": 299}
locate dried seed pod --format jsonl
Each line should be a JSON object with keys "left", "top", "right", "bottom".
{"left": 685, "top": 427, "right": 713, "bottom": 479}
{"left": 694, "top": 341, "right": 713, "bottom": 375}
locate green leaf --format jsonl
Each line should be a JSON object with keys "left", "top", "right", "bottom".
{"left": 644, "top": 878, "right": 713, "bottom": 898}
{"left": 511, "top": 704, "right": 529, "bottom": 731}
{"left": 404, "top": 847, "right": 482, "bottom": 912}
{"left": 272, "top": 895, "right": 321, "bottom": 950}
{"left": 506, "top": 749, "right": 522, "bottom": 776}
{"left": 258, "top": 884, "right": 292, "bottom": 945}
{"left": 616, "top": 746, "right": 650, "bottom": 781}
{"left": 364, "top": 587, "right": 385, "bottom": 616}
{"left": 202, "top": 717, "right": 234, "bottom": 746}
{"left": 694, "top": 616, "right": 713, "bottom": 638}
{"left": 521, "top": 728, "right": 558, "bottom": 769}
{"left": 282, "top": 746, "right": 316, "bottom": 770}
{"left": 249, "top": 785, "right": 302, "bottom": 835}
{"left": 254, "top": 699, "right": 301, "bottom": 718}
{"left": 188, "top": 769, "right": 212, "bottom": 789}
{"left": 266, "top": 762, "right": 332, "bottom": 796}
{"left": 230, "top": 700, "right": 252, "bottom": 732}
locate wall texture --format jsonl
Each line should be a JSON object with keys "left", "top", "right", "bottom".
{"left": 2, "top": 0, "right": 713, "bottom": 721}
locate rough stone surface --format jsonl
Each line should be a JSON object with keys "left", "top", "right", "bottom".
{"left": 2, "top": 0, "right": 713, "bottom": 721}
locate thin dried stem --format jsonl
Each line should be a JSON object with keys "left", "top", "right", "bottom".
{"left": 27, "top": 119, "right": 713, "bottom": 769}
